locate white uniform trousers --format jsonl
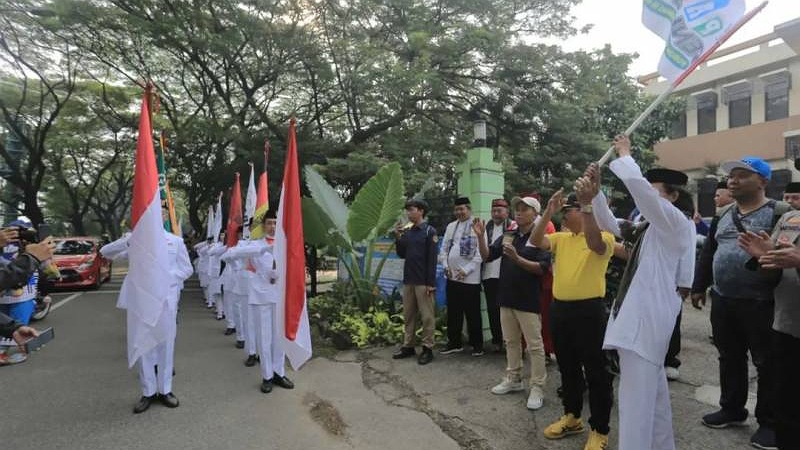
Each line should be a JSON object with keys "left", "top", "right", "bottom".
{"left": 222, "top": 288, "right": 236, "bottom": 329}
{"left": 617, "top": 349, "right": 675, "bottom": 450}
{"left": 248, "top": 303, "right": 286, "bottom": 380}
{"left": 212, "top": 292, "right": 224, "bottom": 318}
{"left": 138, "top": 320, "right": 177, "bottom": 397}
{"left": 232, "top": 293, "right": 247, "bottom": 343}
{"left": 244, "top": 299, "right": 257, "bottom": 356}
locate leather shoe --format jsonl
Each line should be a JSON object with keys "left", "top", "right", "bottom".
{"left": 392, "top": 347, "right": 416, "bottom": 359}
{"left": 160, "top": 392, "right": 180, "bottom": 408}
{"left": 272, "top": 373, "right": 294, "bottom": 389}
{"left": 235, "top": 340, "right": 245, "bottom": 349}
{"left": 224, "top": 327, "right": 236, "bottom": 335}
{"left": 244, "top": 354, "right": 259, "bottom": 367}
{"left": 133, "top": 395, "right": 156, "bottom": 414}
{"left": 260, "top": 378, "right": 273, "bottom": 393}
{"left": 417, "top": 347, "right": 433, "bottom": 365}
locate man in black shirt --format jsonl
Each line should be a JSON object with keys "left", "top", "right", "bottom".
{"left": 474, "top": 196, "right": 551, "bottom": 410}
{"left": 393, "top": 199, "right": 438, "bottom": 365}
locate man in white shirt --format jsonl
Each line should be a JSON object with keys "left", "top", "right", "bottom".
{"left": 439, "top": 197, "right": 484, "bottom": 356}
{"left": 101, "top": 216, "right": 194, "bottom": 414}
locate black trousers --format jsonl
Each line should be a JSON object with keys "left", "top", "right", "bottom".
{"left": 445, "top": 280, "right": 483, "bottom": 349}
{"left": 710, "top": 291, "right": 775, "bottom": 427}
{"left": 482, "top": 278, "right": 502, "bottom": 345}
{"left": 665, "top": 308, "right": 681, "bottom": 368}
{"left": 775, "top": 330, "right": 800, "bottom": 450}
{"left": 551, "top": 298, "right": 614, "bottom": 434}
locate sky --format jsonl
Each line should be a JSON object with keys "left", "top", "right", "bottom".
{"left": 558, "top": 0, "right": 797, "bottom": 77}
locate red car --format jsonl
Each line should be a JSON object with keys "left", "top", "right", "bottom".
{"left": 51, "top": 237, "right": 112, "bottom": 289}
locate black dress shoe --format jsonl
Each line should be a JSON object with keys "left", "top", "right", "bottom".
{"left": 235, "top": 340, "right": 245, "bottom": 349}
{"left": 244, "top": 354, "right": 258, "bottom": 367}
{"left": 133, "top": 395, "right": 156, "bottom": 414}
{"left": 160, "top": 392, "right": 180, "bottom": 408}
{"left": 272, "top": 373, "right": 295, "bottom": 389}
{"left": 215, "top": 316, "right": 224, "bottom": 321}
{"left": 417, "top": 347, "right": 433, "bottom": 365}
{"left": 392, "top": 347, "right": 416, "bottom": 359}
{"left": 224, "top": 327, "right": 236, "bottom": 335}
{"left": 260, "top": 378, "right": 273, "bottom": 393}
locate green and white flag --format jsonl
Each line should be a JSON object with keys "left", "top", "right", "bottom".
{"left": 643, "top": 0, "right": 745, "bottom": 81}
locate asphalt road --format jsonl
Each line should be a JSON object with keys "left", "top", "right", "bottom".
{"left": 2, "top": 272, "right": 760, "bottom": 450}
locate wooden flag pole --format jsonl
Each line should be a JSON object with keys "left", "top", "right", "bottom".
{"left": 597, "top": 1, "right": 769, "bottom": 167}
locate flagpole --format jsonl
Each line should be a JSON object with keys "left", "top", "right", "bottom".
{"left": 597, "top": 0, "right": 769, "bottom": 167}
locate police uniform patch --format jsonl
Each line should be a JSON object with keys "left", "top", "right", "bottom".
{"left": 787, "top": 215, "right": 800, "bottom": 225}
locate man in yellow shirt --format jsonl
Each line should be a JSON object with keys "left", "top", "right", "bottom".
{"left": 530, "top": 189, "right": 615, "bottom": 450}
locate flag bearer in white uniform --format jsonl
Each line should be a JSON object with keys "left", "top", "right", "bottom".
{"left": 587, "top": 135, "right": 695, "bottom": 450}
{"left": 218, "top": 229, "right": 241, "bottom": 343}
{"left": 226, "top": 212, "right": 294, "bottom": 393}
{"left": 207, "top": 234, "right": 226, "bottom": 321}
{"left": 101, "top": 219, "right": 194, "bottom": 414}
{"left": 194, "top": 239, "right": 211, "bottom": 307}
{"left": 221, "top": 225, "right": 256, "bottom": 356}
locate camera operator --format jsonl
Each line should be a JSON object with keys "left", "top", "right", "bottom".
{"left": 0, "top": 221, "right": 56, "bottom": 326}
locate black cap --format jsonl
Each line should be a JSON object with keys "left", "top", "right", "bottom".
{"left": 645, "top": 168, "right": 688, "bottom": 186}
{"left": 265, "top": 210, "right": 277, "bottom": 219}
{"left": 785, "top": 182, "right": 800, "bottom": 194}
{"left": 562, "top": 193, "right": 580, "bottom": 210}
{"left": 716, "top": 178, "right": 729, "bottom": 190}
{"left": 454, "top": 196, "right": 471, "bottom": 206}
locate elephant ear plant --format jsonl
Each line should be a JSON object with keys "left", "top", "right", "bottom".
{"left": 303, "top": 162, "right": 406, "bottom": 312}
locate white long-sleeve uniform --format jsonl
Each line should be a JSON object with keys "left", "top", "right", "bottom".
{"left": 592, "top": 155, "right": 695, "bottom": 450}
{"left": 101, "top": 231, "right": 193, "bottom": 397}
{"left": 206, "top": 243, "right": 227, "bottom": 319}
{"left": 221, "top": 240, "right": 257, "bottom": 350}
{"left": 224, "top": 239, "right": 286, "bottom": 380}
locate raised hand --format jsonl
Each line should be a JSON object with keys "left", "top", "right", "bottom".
{"left": 574, "top": 176, "right": 595, "bottom": 206}
{"left": 545, "top": 188, "right": 565, "bottom": 216}
{"left": 471, "top": 217, "right": 485, "bottom": 236}
{"left": 737, "top": 230, "right": 773, "bottom": 258}
{"left": 613, "top": 134, "right": 632, "bottom": 158}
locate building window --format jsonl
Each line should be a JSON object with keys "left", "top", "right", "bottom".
{"left": 762, "top": 70, "right": 791, "bottom": 122}
{"left": 729, "top": 97, "right": 751, "bottom": 128}
{"left": 694, "top": 91, "right": 717, "bottom": 135}
{"left": 670, "top": 111, "right": 686, "bottom": 139}
{"left": 698, "top": 104, "right": 716, "bottom": 134}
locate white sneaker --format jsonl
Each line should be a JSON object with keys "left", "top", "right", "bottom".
{"left": 491, "top": 378, "right": 525, "bottom": 395}
{"left": 665, "top": 366, "right": 679, "bottom": 380}
{"left": 527, "top": 386, "right": 544, "bottom": 410}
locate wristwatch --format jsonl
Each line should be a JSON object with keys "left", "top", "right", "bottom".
{"left": 580, "top": 205, "right": 593, "bottom": 214}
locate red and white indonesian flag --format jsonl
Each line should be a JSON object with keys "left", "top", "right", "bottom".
{"left": 643, "top": 0, "right": 745, "bottom": 81}
{"left": 119, "top": 87, "right": 172, "bottom": 367}
{"left": 274, "top": 119, "right": 312, "bottom": 369}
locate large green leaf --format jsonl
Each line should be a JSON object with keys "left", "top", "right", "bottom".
{"left": 302, "top": 197, "right": 352, "bottom": 252}
{"left": 347, "top": 162, "right": 405, "bottom": 242}
{"left": 305, "top": 166, "right": 350, "bottom": 242}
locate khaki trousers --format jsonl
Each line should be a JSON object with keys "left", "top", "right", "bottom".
{"left": 500, "top": 306, "right": 546, "bottom": 387}
{"left": 402, "top": 284, "right": 436, "bottom": 349}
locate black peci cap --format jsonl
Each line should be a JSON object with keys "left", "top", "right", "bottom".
{"left": 645, "top": 168, "right": 688, "bottom": 186}
{"left": 454, "top": 196, "right": 471, "bottom": 206}
{"left": 785, "top": 182, "right": 800, "bottom": 194}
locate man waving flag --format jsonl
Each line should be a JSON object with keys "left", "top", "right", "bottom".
{"left": 274, "top": 119, "right": 312, "bottom": 369}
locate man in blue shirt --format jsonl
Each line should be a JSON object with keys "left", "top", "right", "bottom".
{"left": 393, "top": 199, "right": 438, "bottom": 365}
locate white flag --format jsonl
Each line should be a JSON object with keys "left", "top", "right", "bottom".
{"left": 643, "top": 0, "right": 745, "bottom": 81}
{"left": 212, "top": 192, "right": 223, "bottom": 242}
{"left": 243, "top": 163, "right": 257, "bottom": 239}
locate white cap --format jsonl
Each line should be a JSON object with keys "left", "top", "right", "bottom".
{"left": 510, "top": 196, "right": 541, "bottom": 212}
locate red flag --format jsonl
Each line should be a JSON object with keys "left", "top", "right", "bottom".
{"left": 226, "top": 173, "right": 242, "bottom": 248}
{"left": 275, "top": 119, "right": 311, "bottom": 368}
{"left": 119, "top": 84, "right": 172, "bottom": 367}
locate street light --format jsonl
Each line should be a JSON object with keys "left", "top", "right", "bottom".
{"left": 472, "top": 120, "right": 486, "bottom": 148}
